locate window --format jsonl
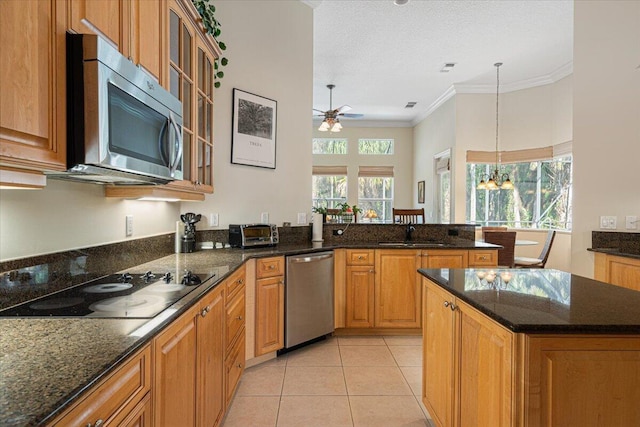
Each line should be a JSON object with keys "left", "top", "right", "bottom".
{"left": 435, "top": 153, "right": 451, "bottom": 224}
{"left": 358, "top": 166, "right": 394, "bottom": 223}
{"left": 466, "top": 156, "right": 573, "bottom": 230}
{"left": 312, "top": 166, "right": 347, "bottom": 210}
{"left": 313, "top": 138, "right": 347, "bottom": 154}
{"left": 358, "top": 139, "right": 394, "bottom": 155}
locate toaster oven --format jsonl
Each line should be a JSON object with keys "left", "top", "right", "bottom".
{"left": 229, "top": 224, "right": 279, "bottom": 248}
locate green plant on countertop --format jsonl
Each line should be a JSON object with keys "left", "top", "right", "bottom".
{"left": 192, "top": 0, "right": 228, "bottom": 88}
{"left": 336, "top": 202, "right": 362, "bottom": 215}
{"left": 312, "top": 206, "right": 328, "bottom": 215}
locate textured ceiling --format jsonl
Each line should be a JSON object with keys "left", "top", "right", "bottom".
{"left": 310, "top": 0, "right": 574, "bottom": 126}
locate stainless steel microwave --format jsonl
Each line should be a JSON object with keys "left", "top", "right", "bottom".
{"left": 48, "top": 33, "right": 183, "bottom": 185}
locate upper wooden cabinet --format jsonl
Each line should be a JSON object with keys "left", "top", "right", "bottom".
{"left": 0, "top": 0, "right": 67, "bottom": 181}
{"left": 68, "top": 0, "right": 164, "bottom": 83}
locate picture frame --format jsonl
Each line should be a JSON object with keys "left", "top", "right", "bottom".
{"left": 418, "top": 180, "right": 425, "bottom": 204}
{"left": 231, "top": 88, "right": 277, "bottom": 169}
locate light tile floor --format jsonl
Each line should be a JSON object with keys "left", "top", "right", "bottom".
{"left": 221, "top": 335, "right": 434, "bottom": 427}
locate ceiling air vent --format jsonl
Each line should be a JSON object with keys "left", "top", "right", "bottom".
{"left": 404, "top": 102, "right": 417, "bottom": 109}
{"left": 440, "top": 63, "right": 456, "bottom": 73}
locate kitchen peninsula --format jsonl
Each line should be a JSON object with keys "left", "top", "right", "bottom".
{"left": 420, "top": 267, "right": 640, "bottom": 427}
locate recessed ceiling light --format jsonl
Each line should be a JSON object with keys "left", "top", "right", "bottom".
{"left": 394, "top": 0, "right": 409, "bottom": 5}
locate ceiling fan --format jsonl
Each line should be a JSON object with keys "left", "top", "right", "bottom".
{"left": 313, "top": 84, "right": 363, "bottom": 132}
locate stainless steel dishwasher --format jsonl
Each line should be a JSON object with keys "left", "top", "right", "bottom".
{"left": 284, "top": 251, "right": 334, "bottom": 350}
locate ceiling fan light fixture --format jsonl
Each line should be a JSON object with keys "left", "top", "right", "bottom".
{"left": 394, "top": 0, "right": 409, "bottom": 5}
{"left": 318, "top": 120, "right": 330, "bottom": 131}
{"left": 330, "top": 120, "right": 342, "bottom": 132}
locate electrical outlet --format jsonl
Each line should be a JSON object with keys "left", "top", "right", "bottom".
{"left": 209, "top": 213, "right": 219, "bottom": 227}
{"left": 125, "top": 215, "right": 133, "bottom": 236}
{"left": 599, "top": 216, "right": 617, "bottom": 229}
{"left": 297, "top": 213, "right": 307, "bottom": 224}
{"left": 626, "top": 215, "right": 638, "bottom": 230}
{"left": 261, "top": 212, "right": 269, "bottom": 223}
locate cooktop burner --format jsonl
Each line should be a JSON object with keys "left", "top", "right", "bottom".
{"left": 0, "top": 271, "right": 213, "bottom": 318}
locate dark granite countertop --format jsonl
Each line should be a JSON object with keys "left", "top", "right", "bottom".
{"left": 0, "top": 240, "right": 498, "bottom": 426}
{"left": 587, "top": 247, "right": 640, "bottom": 260}
{"left": 419, "top": 268, "right": 640, "bottom": 334}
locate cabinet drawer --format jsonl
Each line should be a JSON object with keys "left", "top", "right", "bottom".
{"left": 226, "top": 267, "right": 246, "bottom": 302}
{"left": 225, "top": 327, "right": 246, "bottom": 404}
{"left": 346, "top": 249, "right": 374, "bottom": 266}
{"left": 226, "top": 290, "right": 246, "bottom": 349}
{"left": 50, "top": 344, "right": 151, "bottom": 426}
{"left": 256, "top": 256, "right": 284, "bottom": 279}
{"left": 469, "top": 250, "right": 497, "bottom": 267}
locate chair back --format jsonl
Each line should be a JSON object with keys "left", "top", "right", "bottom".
{"left": 481, "top": 226, "right": 508, "bottom": 240}
{"left": 484, "top": 231, "right": 516, "bottom": 268}
{"left": 537, "top": 230, "right": 556, "bottom": 267}
{"left": 392, "top": 208, "right": 425, "bottom": 224}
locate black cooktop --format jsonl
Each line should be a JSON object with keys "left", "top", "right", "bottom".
{"left": 0, "top": 271, "right": 211, "bottom": 318}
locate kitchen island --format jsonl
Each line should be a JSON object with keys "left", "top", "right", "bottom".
{"left": 419, "top": 267, "right": 640, "bottom": 427}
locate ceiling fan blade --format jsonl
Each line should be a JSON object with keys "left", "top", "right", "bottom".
{"left": 313, "top": 108, "right": 326, "bottom": 113}
{"left": 340, "top": 113, "right": 364, "bottom": 118}
{"left": 335, "top": 105, "right": 352, "bottom": 114}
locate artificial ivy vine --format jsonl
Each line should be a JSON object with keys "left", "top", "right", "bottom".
{"left": 192, "top": 0, "right": 228, "bottom": 88}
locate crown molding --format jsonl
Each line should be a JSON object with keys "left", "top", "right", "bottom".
{"left": 412, "top": 61, "right": 573, "bottom": 126}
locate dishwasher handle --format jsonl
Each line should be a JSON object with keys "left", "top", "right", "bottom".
{"left": 288, "top": 253, "right": 333, "bottom": 263}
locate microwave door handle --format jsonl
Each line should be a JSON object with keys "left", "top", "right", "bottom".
{"left": 158, "top": 118, "right": 169, "bottom": 165}
{"left": 168, "top": 113, "right": 183, "bottom": 177}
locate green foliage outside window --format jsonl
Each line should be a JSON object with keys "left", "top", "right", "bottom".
{"left": 358, "top": 139, "right": 394, "bottom": 155}
{"left": 466, "top": 157, "right": 572, "bottom": 230}
{"left": 312, "top": 138, "right": 348, "bottom": 154}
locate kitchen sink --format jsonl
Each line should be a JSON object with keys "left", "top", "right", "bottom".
{"left": 378, "top": 241, "right": 447, "bottom": 248}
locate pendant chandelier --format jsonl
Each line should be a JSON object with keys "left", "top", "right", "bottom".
{"left": 477, "top": 63, "right": 514, "bottom": 190}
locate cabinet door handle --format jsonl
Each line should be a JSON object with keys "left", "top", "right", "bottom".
{"left": 358, "top": 255, "right": 364, "bottom": 260}
{"left": 449, "top": 303, "right": 458, "bottom": 311}
{"left": 269, "top": 265, "right": 275, "bottom": 270}
{"left": 88, "top": 420, "right": 104, "bottom": 427}
{"left": 237, "top": 363, "right": 243, "bottom": 369}
{"left": 238, "top": 279, "right": 244, "bottom": 285}
{"left": 201, "top": 306, "right": 211, "bottom": 317}
{"left": 236, "top": 315, "right": 243, "bottom": 320}
{"left": 369, "top": 270, "right": 374, "bottom": 273}
{"left": 443, "top": 301, "right": 450, "bottom": 308}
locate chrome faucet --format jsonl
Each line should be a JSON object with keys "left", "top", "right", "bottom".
{"left": 405, "top": 222, "right": 416, "bottom": 242}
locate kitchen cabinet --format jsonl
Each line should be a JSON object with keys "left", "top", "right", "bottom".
{"left": 339, "top": 248, "right": 496, "bottom": 332}
{"left": 225, "top": 266, "right": 246, "bottom": 404}
{"left": 164, "top": 0, "right": 218, "bottom": 193}
{"left": 0, "top": 0, "right": 67, "bottom": 185}
{"left": 594, "top": 252, "right": 640, "bottom": 292}
{"left": 345, "top": 249, "right": 375, "bottom": 328}
{"left": 421, "top": 249, "right": 468, "bottom": 268}
{"left": 154, "top": 283, "right": 226, "bottom": 427}
{"left": 375, "top": 249, "right": 422, "bottom": 328}
{"left": 104, "top": 0, "right": 221, "bottom": 200}
{"left": 255, "top": 257, "right": 285, "bottom": 356}
{"left": 68, "top": 0, "right": 164, "bottom": 83}
{"left": 49, "top": 343, "right": 152, "bottom": 426}
{"left": 422, "top": 278, "right": 514, "bottom": 427}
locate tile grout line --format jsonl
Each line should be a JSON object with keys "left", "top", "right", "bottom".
{"left": 337, "top": 340, "right": 356, "bottom": 427}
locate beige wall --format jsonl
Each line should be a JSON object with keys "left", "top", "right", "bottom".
{"left": 0, "top": 180, "right": 180, "bottom": 261}
{"left": 571, "top": 0, "right": 640, "bottom": 277}
{"left": 312, "top": 126, "right": 414, "bottom": 212}
{"left": 413, "top": 97, "right": 456, "bottom": 222}
{"left": 182, "top": 0, "right": 313, "bottom": 228}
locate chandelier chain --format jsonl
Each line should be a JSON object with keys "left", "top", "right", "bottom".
{"left": 495, "top": 62, "right": 501, "bottom": 168}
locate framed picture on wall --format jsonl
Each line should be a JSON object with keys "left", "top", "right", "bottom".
{"left": 231, "top": 88, "right": 277, "bottom": 169}
{"left": 418, "top": 180, "right": 425, "bottom": 204}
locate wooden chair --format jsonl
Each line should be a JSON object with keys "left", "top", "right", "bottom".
{"left": 484, "top": 231, "right": 516, "bottom": 268}
{"left": 481, "top": 226, "right": 508, "bottom": 240}
{"left": 514, "top": 230, "right": 556, "bottom": 268}
{"left": 392, "top": 208, "right": 425, "bottom": 224}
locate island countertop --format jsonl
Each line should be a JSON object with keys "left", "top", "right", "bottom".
{"left": 419, "top": 267, "right": 640, "bottom": 334}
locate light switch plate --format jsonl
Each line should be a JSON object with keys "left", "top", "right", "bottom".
{"left": 261, "top": 212, "right": 269, "bottom": 223}
{"left": 626, "top": 215, "right": 638, "bottom": 230}
{"left": 297, "top": 213, "right": 307, "bottom": 224}
{"left": 599, "top": 216, "right": 617, "bottom": 229}
{"left": 125, "top": 215, "right": 133, "bottom": 236}
{"left": 209, "top": 213, "right": 219, "bottom": 227}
